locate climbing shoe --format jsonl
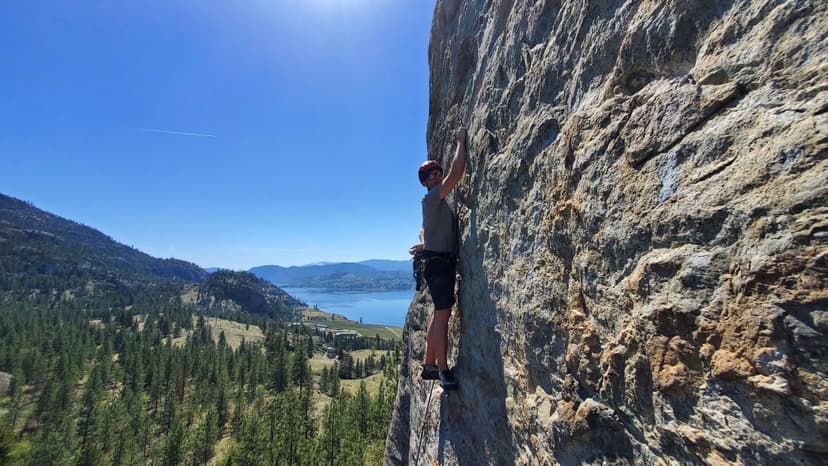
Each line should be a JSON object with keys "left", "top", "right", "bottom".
{"left": 439, "top": 369, "right": 459, "bottom": 390}
{"left": 421, "top": 364, "right": 439, "bottom": 381}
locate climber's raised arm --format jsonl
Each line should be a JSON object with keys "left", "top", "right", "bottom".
{"left": 439, "top": 126, "right": 467, "bottom": 199}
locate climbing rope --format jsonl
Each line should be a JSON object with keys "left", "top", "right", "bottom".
{"left": 414, "top": 380, "right": 436, "bottom": 464}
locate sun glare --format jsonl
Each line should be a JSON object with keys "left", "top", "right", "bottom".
{"left": 249, "top": 0, "right": 384, "bottom": 22}
{"left": 303, "top": 0, "right": 382, "bottom": 15}
{"left": 310, "top": 0, "right": 367, "bottom": 6}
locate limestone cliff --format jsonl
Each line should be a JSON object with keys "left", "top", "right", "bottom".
{"left": 386, "top": 0, "right": 827, "bottom": 465}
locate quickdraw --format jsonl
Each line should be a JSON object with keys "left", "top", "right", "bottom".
{"left": 413, "top": 252, "right": 426, "bottom": 291}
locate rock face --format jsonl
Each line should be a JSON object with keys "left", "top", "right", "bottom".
{"left": 386, "top": 1, "right": 827, "bottom": 464}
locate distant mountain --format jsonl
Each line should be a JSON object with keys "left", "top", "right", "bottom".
{"left": 250, "top": 260, "right": 413, "bottom": 291}
{"left": 198, "top": 269, "right": 305, "bottom": 319}
{"left": 250, "top": 263, "right": 375, "bottom": 283}
{"left": 0, "top": 193, "right": 207, "bottom": 292}
{"left": 356, "top": 259, "right": 410, "bottom": 272}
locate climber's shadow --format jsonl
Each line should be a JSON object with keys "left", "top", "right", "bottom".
{"left": 435, "top": 225, "right": 516, "bottom": 465}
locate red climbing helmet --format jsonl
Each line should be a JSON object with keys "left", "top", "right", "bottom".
{"left": 418, "top": 160, "right": 442, "bottom": 183}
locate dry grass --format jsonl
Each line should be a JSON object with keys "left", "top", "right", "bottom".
{"left": 88, "top": 319, "right": 104, "bottom": 329}
{"left": 180, "top": 285, "right": 199, "bottom": 305}
{"left": 301, "top": 308, "right": 349, "bottom": 321}
{"left": 310, "top": 373, "right": 388, "bottom": 421}
{"left": 308, "top": 350, "right": 391, "bottom": 377}
{"left": 308, "top": 353, "right": 337, "bottom": 373}
{"left": 206, "top": 317, "right": 264, "bottom": 349}
{"left": 209, "top": 436, "right": 234, "bottom": 466}
{"left": 167, "top": 315, "right": 264, "bottom": 350}
{"left": 349, "top": 349, "right": 392, "bottom": 360}
{"left": 312, "top": 392, "right": 332, "bottom": 419}
{"left": 340, "top": 373, "right": 386, "bottom": 397}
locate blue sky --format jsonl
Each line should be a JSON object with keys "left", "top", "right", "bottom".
{"left": 1, "top": 0, "right": 436, "bottom": 269}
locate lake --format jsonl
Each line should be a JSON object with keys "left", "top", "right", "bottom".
{"left": 282, "top": 287, "right": 414, "bottom": 327}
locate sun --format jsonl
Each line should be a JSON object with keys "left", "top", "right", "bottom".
{"left": 293, "top": 0, "right": 384, "bottom": 21}
{"left": 310, "top": 0, "right": 367, "bottom": 6}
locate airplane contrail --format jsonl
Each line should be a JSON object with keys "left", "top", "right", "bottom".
{"left": 130, "top": 127, "right": 216, "bottom": 138}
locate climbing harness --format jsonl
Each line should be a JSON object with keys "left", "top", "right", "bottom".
{"left": 413, "top": 251, "right": 458, "bottom": 292}
{"left": 413, "top": 251, "right": 425, "bottom": 291}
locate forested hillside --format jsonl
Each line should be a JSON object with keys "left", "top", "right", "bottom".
{"left": 0, "top": 194, "right": 401, "bottom": 464}
{"left": 0, "top": 283, "right": 399, "bottom": 465}
{"left": 198, "top": 270, "right": 306, "bottom": 320}
{"left": 0, "top": 193, "right": 206, "bottom": 292}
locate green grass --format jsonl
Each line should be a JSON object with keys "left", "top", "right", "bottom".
{"left": 312, "top": 321, "right": 402, "bottom": 341}
{"left": 301, "top": 308, "right": 403, "bottom": 341}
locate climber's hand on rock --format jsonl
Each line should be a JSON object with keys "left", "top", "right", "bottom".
{"left": 456, "top": 126, "right": 467, "bottom": 145}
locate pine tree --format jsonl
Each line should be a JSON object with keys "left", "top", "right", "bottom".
{"left": 301, "top": 383, "right": 315, "bottom": 440}
{"left": 0, "top": 418, "right": 21, "bottom": 465}
{"left": 162, "top": 420, "right": 185, "bottom": 466}
{"left": 25, "top": 415, "right": 75, "bottom": 466}
{"left": 75, "top": 437, "right": 105, "bottom": 466}
{"left": 354, "top": 382, "right": 370, "bottom": 435}
{"left": 329, "top": 362, "right": 341, "bottom": 396}
{"left": 203, "top": 409, "right": 219, "bottom": 464}
{"left": 215, "top": 378, "right": 229, "bottom": 434}
{"left": 272, "top": 339, "right": 287, "bottom": 392}
{"left": 319, "top": 366, "right": 329, "bottom": 395}
{"left": 318, "top": 391, "right": 346, "bottom": 466}
{"left": 76, "top": 368, "right": 101, "bottom": 451}
{"left": 185, "top": 409, "right": 219, "bottom": 466}
{"left": 366, "top": 350, "right": 376, "bottom": 375}
{"left": 7, "top": 368, "right": 23, "bottom": 429}
{"left": 161, "top": 384, "right": 178, "bottom": 434}
{"left": 291, "top": 341, "right": 310, "bottom": 392}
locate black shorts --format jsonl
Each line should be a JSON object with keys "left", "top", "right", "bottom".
{"left": 423, "top": 252, "right": 457, "bottom": 310}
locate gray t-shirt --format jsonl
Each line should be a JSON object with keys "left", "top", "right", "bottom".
{"left": 422, "top": 185, "right": 457, "bottom": 254}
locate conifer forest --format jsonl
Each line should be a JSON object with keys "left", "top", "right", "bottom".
{"left": 0, "top": 283, "right": 399, "bottom": 465}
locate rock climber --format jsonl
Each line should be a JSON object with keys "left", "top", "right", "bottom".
{"left": 409, "top": 125, "right": 467, "bottom": 390}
